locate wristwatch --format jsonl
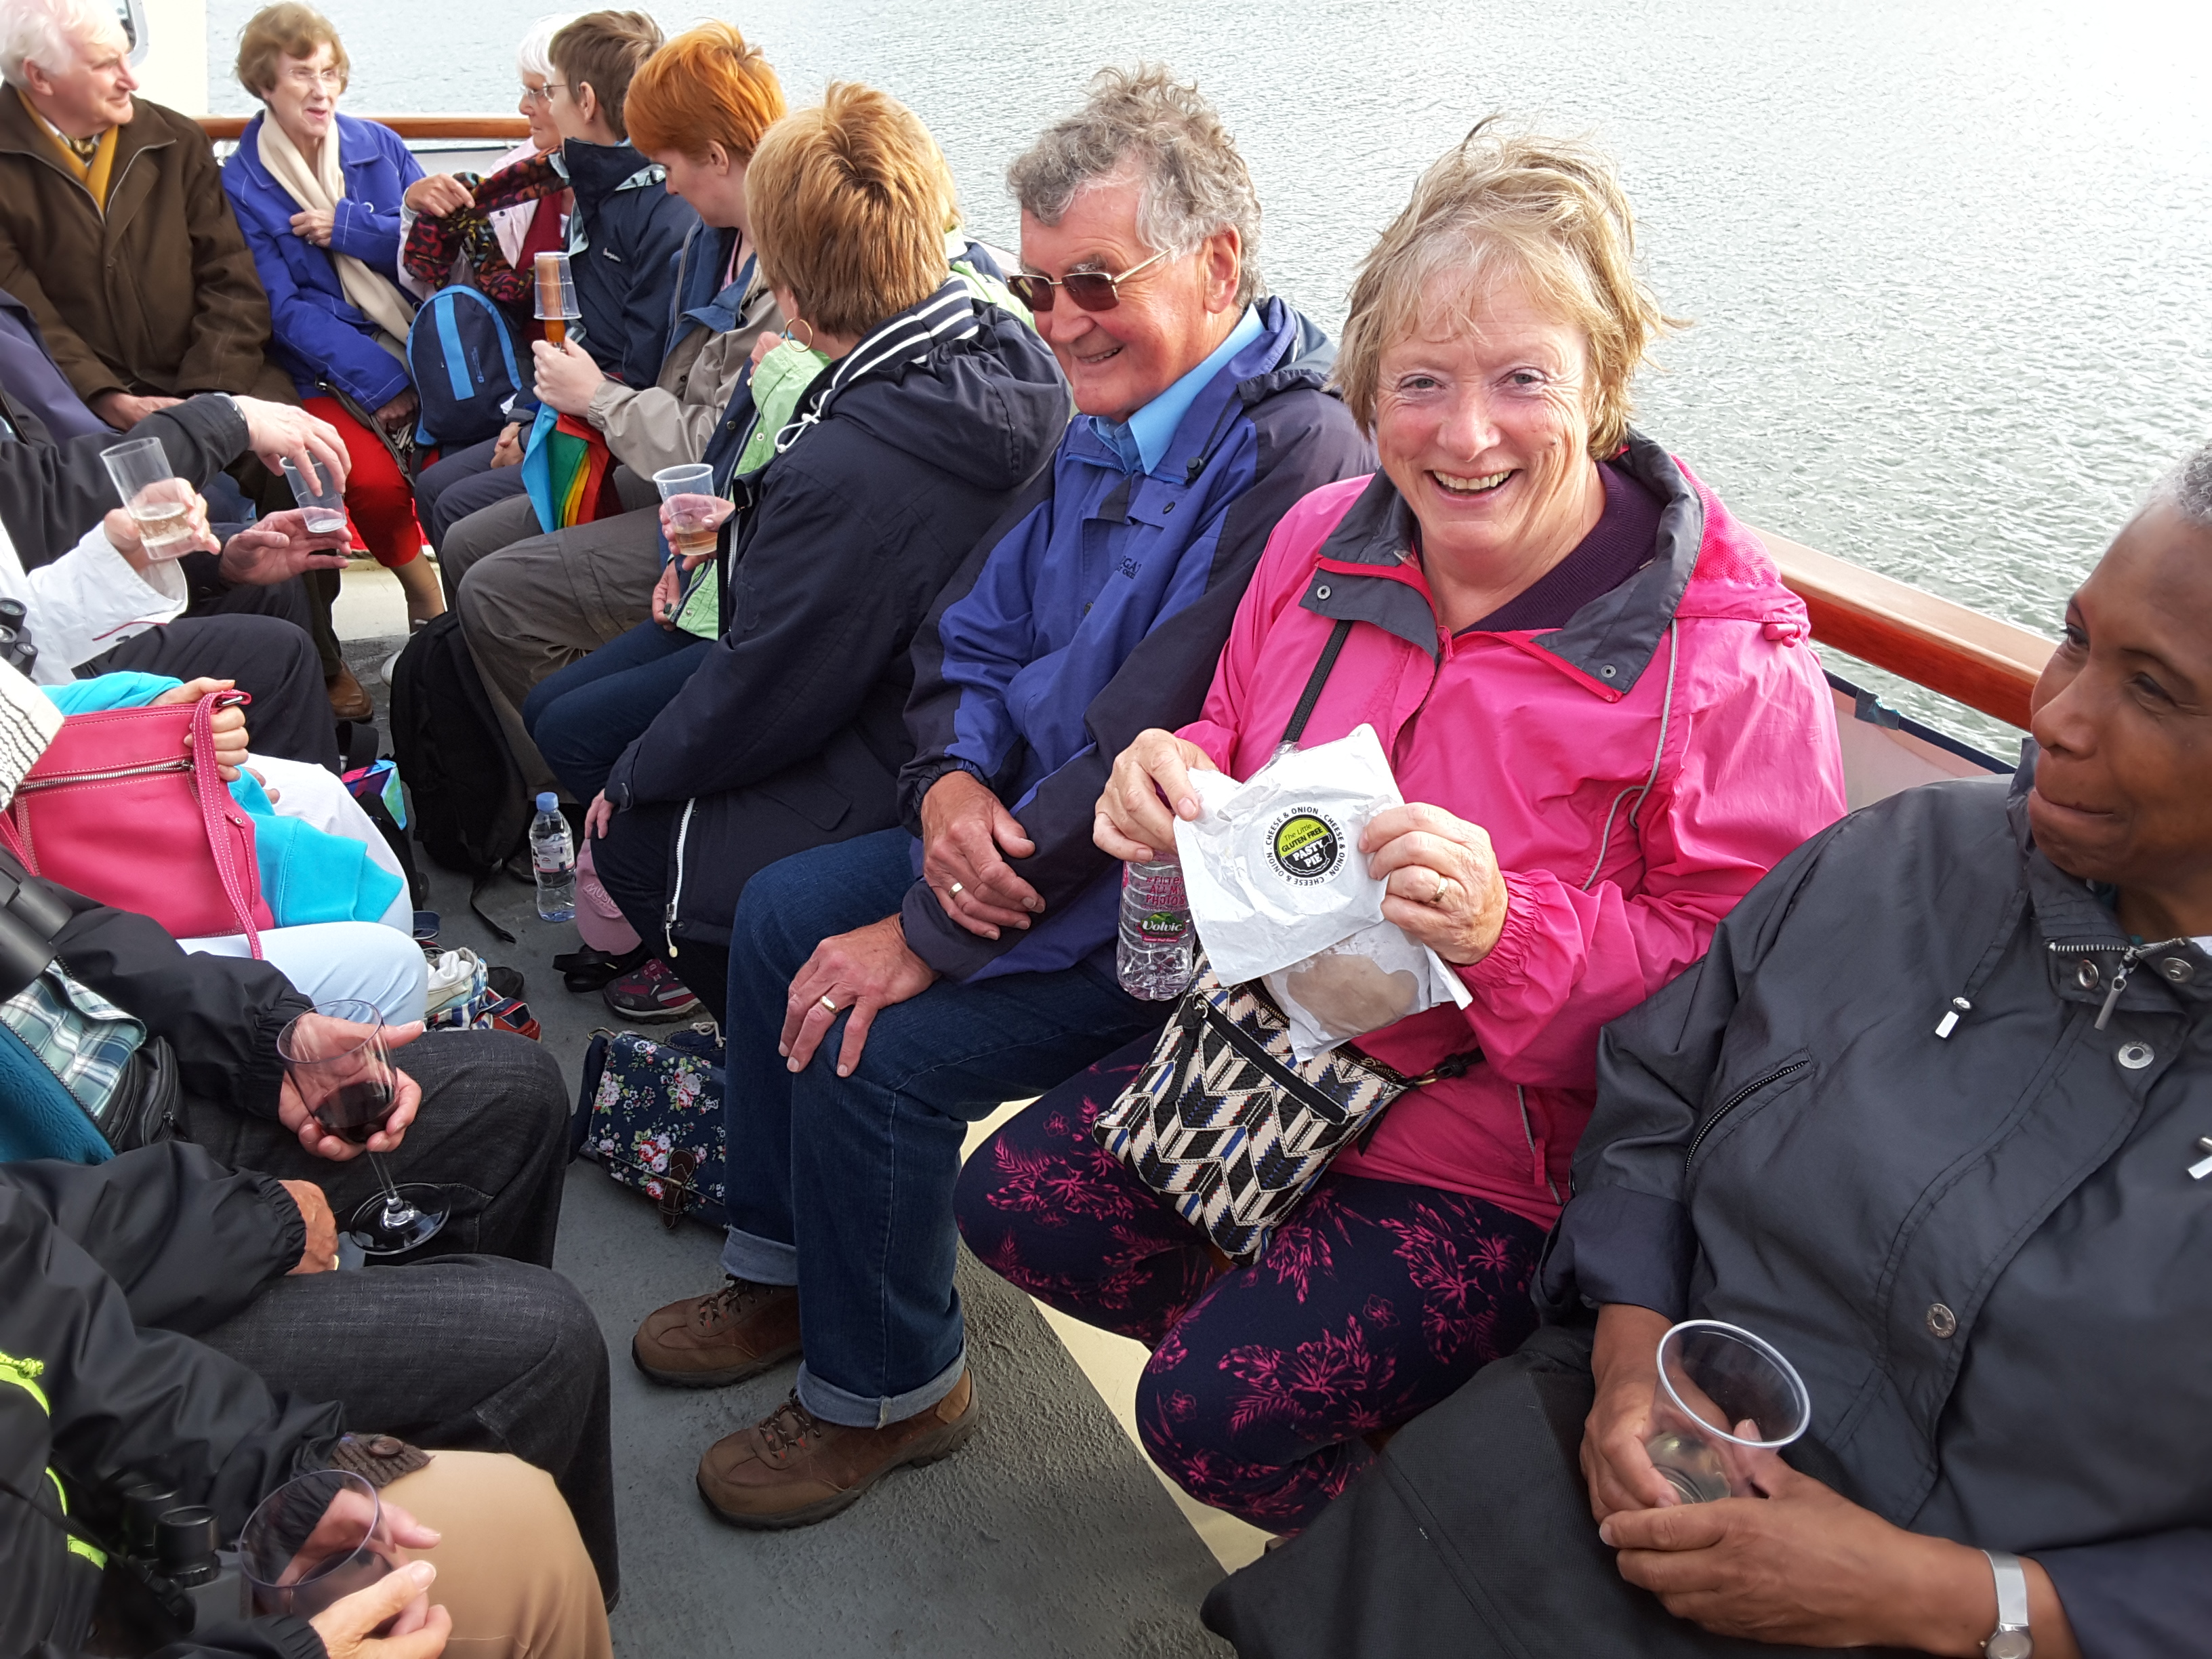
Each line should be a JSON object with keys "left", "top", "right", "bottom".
{"left": 1982, "top": 1549, "right": 2032, "bottom": 1659}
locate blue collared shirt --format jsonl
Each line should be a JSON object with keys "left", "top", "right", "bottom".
{"left": 1086, "top": 303, "right": 1264, "bottom": 476}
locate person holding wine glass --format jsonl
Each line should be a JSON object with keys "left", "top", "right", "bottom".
{"left": 0, "top": 1136, "right": 615, "bottom": 1656}
{"left": 279, "top": 999, "right": 449, "bottom": 1256}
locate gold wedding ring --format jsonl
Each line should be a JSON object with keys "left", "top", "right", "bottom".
{"left": 949, "top": 881, "right": 964, "bottom": 897}
{"left": 1430, "top": 875, "right": 1449, "bottom": 906}
{"left": 819, "top": 995, "right": 839, "bottom": 1015}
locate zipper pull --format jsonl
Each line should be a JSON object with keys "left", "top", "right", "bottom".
{"left": 1935, "top": 996, "right": 1971, "bottom": 1039}
{"left": 2095, "top": 963, "right": 2129, "bottom": 1030}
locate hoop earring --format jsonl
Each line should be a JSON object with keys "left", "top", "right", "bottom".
{"left": 781, "top": 319, "right": 815, "bottom": 350}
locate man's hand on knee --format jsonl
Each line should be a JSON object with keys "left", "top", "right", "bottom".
{"left": 779, "top": 916, "right": 939, "bottom": 1078}
{"left": 920, "top": 769, "right": 1042, "bottom": 938}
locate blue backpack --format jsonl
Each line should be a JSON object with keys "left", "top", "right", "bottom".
{"left": 406, "top": 285, "right": 523, "bottom": 449}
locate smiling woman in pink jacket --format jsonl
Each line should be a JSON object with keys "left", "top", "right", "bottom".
{"left": 955, "top": 122, "right": 1848, "bottom": 1532}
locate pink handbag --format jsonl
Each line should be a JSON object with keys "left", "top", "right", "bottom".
{"left": 0, "top": 691, "right": 272, "bottom": 955}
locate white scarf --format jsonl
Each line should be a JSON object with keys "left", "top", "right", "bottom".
{"left": 256, "top": 116, "right": 416, "bottom": 356}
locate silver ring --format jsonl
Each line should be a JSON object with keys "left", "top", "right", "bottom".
{"left": 819, "top": 995, "right": 839, "bottom": 1015}
{"left": 1429, "top": 875, "right": 1449, "bottom": 907}
{"left": 949, "top": 881, "right": 964, "bottom": 897}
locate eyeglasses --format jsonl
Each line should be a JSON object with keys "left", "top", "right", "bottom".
{"left": 521, "top": 83, "right": 565, "bottom": 107}
{"left": 1006, "top": 248, "right": 1170, "bottom": 313}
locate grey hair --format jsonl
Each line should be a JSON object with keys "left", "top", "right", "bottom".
{"left": 2154, "top": 441, "right": 2212, "bottom": 529}
{"left": 0, "top": 0, "right": 123, "bottom": 86}
{"left": 514, "top": 12, "right": 578, "bottom": 83}
{"left": 1007, "top": 64, "right": 1264, "bottom": 306}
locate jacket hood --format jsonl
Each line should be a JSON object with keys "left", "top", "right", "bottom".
{"left": 560, "top": 138, "right": 662, "bottom": 204}
{"left": 789, "top": 276, "right": 1067, "bottom": 492}
{"left": 1303, "top": 430, "right": 1810, "bottom": 699}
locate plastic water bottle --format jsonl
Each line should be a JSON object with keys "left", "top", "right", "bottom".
{"left": 1117, "top": 859, "right": 1192, "bottom": 1000}
{"left": 530, "top": 792, "right": 576, "bottom": 922}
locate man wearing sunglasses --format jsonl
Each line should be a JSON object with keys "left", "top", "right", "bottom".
{"left": 628, "top": 64, "right": 1372, "bottom": 1529}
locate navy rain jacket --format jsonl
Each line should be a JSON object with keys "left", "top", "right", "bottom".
{"left": 562, "top": 138, "right": 697, "bottom": 390}
{"left": 599, "top": 277, "right": 1068, "bottom": 955}
{"left": 897, "top": 295, "right": 1375, "bottom": 982}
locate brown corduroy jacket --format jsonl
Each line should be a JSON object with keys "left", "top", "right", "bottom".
{"left": 0, "top": 93, "right": 293, "bottom": 409}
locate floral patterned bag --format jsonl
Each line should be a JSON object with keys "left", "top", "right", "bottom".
{"left": 574, "top": 1023, "right": 724, "bottom": 1229}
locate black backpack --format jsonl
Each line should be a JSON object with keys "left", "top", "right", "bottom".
{"left": 388, "top": 613, "right": 528, "bottom": 939}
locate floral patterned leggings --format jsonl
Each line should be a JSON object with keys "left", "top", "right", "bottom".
{"left": 953, "top": 1048, "right": 1547, "bottom": 1532}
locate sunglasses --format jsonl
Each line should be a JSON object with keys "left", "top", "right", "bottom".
{"left": 1006, "top": 248, "right": 1169, "bottom": 313}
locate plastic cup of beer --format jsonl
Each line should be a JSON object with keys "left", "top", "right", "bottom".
{"left": 100, "top": 436, "right": 199, "bottom": 558}
{"left": 279, "top": 455, "right": 349, "bottom": 535}
{"left": 654, "top": 463, "right": 719, "bottom": 560}
{"left": 534, "top": 250, "right": 580, "bottom": 345}
{"left": 1643, "top": 1319, "right": 1809, "bottom": 1502}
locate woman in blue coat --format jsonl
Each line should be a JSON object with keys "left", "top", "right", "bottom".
{"left": 222, "top": 3, "right": 446, "bottom": 631}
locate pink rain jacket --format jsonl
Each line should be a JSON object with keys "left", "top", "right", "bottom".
{"left": 1178, "top": 439, "right": 1847, "bottom": 1229}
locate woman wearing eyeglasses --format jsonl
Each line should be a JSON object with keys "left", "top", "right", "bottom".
{"left": 220, "top": 2, "right": 447, "bottom": 648}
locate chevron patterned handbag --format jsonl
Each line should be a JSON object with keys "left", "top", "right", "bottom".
{"left": 1092, "top": 958, "right": 1477, "bottom": 1260}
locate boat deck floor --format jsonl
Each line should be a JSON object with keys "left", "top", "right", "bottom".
{"left": 335, "top": 569, "right": 1246, "bottom": 1656}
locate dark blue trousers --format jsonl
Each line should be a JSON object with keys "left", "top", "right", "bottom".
{"left": 523, "top": 620, "right": 710, "bottom": 804}
{"left": 718, "top": 828, "right": 1161, "bottom": 1427}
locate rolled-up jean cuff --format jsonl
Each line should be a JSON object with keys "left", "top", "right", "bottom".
{"left": 719, "top": 1226, "right": 797, "bottom": 1286}
{"left": 796, "top": 1347, "right": 966, "bottom": 1431}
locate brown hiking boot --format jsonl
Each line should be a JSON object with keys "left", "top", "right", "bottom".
{"left": 695, "top": 1372, "right": 979, "bottom": 1529}
{"left": 632, "top": 1277, "right": 801, "bottom": 1387}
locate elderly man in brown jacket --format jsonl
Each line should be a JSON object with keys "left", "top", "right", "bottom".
{"left": 0, "top": 0, "right": 293, "bottom": 429}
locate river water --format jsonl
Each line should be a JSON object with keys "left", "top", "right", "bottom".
{"left": 208, "top": 0, "right": 2212, "bottom": 747}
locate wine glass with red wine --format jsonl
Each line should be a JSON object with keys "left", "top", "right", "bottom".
{"left": 276, "top": 999, "right": 447, "bottom": 1254}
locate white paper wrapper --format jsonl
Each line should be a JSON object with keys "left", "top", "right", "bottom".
{"left": 1174, "top": 724, "right": 1399, "bottom": 985}
{"left": 1172, "top": 724, "right": 1477, "bottom": 1058}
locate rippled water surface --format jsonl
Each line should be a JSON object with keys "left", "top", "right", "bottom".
{"left": 210, "top": 0, "right": 2212, "bottom": 742}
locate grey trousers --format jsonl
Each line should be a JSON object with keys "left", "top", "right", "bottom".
{"left": 1204, "top": 1324, "right": 1910, "bottom": 1659}
{"left": 197, "top": 1252, "right": 619, "bottom": 1604}
{"left": 176, "top": 1029, "right": 571, "bottom": 1269}
{"left": 451, "top": 476, "right": 662, "bottom": 801}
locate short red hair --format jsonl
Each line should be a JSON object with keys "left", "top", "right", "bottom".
{"left": 624, "top": 22, "right": 784, "bottom": 164}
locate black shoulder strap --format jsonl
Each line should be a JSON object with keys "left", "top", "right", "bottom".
{"left": 1279, "top": 619, "right": 1353, "bottom": 750}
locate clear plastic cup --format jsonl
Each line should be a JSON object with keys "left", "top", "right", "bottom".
{"left": 279, "top": 455, "right": 348, "bottom": 535}
{"left": 239, "top": 1469, "right": 401, "bottom": 1620}
{"left": 1643, "top": 1319, "right": 1810, "bottom": 1502}
{"left": 534, "top": 250, "right": 580, "bottom": 344}
{"left": 100, "top": 436, "right": 199, "bottom": 558}
{"left": 653, "top": 463, "right": 720, "bottom": 560}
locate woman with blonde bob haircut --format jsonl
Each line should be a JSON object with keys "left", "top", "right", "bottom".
{"left": 544, "top": 81, "right": 1069, "bottom": 1056}
{"left": 958, "top": 122, "right": 1847, "bottom": 1533}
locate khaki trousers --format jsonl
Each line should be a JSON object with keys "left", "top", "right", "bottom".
{"left": 382, "top": 1450, "right": 612, "bottom": 1659}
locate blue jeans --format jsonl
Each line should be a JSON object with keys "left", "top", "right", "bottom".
{"left": 522, "top": 621, "right": 711, "bottom": 804}
{"left": 720, "top": 827, "right": 1162, "bottom": 1428}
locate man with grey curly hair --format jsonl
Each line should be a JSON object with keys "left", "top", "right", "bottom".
{"left": 631, "top": 64, "right": 1372, "bottom": 1528}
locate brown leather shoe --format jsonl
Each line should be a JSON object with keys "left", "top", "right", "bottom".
{"left": 696, "top": 1371, "right": 979, "bottom": 1530}
{"left": 632, "top": 1277, "right": 801, "bottom": 1387}
{"left": 325, "top": 663, "right": 374, "bottom": 721}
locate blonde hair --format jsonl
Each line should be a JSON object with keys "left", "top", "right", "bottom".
{"left": 747, "top": 83, "right": 953, "bottom": 340}
{"left": 1334, "top": 120, "right": 1681, "bottom": 456}
{"left": 234, "top": 2, "right": 348, "bottom": 100}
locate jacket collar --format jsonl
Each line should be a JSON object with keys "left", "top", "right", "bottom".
{"left": 1060, "top": 295, "right": 1332, "bottom": 486}
{"left": 1299, "top": 428, "right": 1702, "bottom": 695}
{"left": 768, "top": 276, "right": 983, "bottom": 458}
{"left": 0, "top": 90, "right": 172, "bottom": 186}
{"left": 558, "top": 138, "right": 661, "bottom": 206}
{"left": 2007, "top": 745, "right": 2212, "bottom": 1015}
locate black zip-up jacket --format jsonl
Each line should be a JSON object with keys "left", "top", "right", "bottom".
{"left": 5, "top": 848, "right": 310, "bottom": 1128}
{"left": 600, "top": 279, "right": 1067, "bottom": 892}
{"left": 1540, "top": 756, "right": 2211, "bottom": 1657}
{"left": 1, "top": 1143, "right": 327, "bottom": 1659}
{"left": 560, "top": 140, "right": 697, "bottom": 394}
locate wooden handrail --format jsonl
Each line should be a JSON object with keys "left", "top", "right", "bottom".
{"left": 1755, "top": 529, "right": 2053, "bottom": 729}
{"left": 198, "top": 114, "right": 531, "bottom": 142}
